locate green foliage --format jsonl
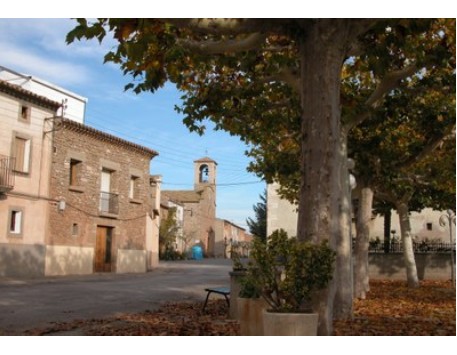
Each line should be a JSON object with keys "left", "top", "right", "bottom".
{"left": 238, "top": 274, "right": 261, "bottom": 299}
{"left": 159, "top": 207, "right": 179, "bottom": 259}
{"left": 230, "top": 249, "right": 245, "bottom": 271}
{"left": 246, "top": 189, "right": 267, "bottom": 242}
{"left": 66, "top": 18, "right": 455, "bottom": 207}
{"left": 245, "top": 229, "right": 336, "bottom": 313}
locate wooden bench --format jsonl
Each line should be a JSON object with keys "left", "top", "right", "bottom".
{"left": 202, "top": 287, "right": 230, "bottom": 312}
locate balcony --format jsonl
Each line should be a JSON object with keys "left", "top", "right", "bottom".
{"left": 99, "top": 191, "right": 119, "bottom": 216}
{"left": 0, "top": 155, "right": 15, "bottom": 193}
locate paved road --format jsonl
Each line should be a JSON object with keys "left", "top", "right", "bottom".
{"left": 0, "top": 259, "right": 232, "bottom": 334}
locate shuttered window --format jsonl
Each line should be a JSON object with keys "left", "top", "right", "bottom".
{"left": 69, "top": 159, "right": 82, "bottom": 186}
{"left": 13, "top": 136, "right": 31, "bottom": 173}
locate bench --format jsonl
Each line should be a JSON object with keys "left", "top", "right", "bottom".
{"left": 202, "top": 287, "right": 230, "bottom": 312}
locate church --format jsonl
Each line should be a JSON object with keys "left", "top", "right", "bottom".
{"left": 161, "top": 157, "right": 217, "bottom": 256}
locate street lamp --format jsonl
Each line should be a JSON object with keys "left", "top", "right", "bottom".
{"left": 439, "top": 210, "right": 456, "bottom": 287}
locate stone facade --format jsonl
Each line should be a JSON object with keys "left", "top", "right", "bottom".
{"left": 214, "top": 219, "right": 252, "bottom": 258}
{"left": 1, "top": 78, "right": 160, "bottom": 278}
{"left": 162, "top": 157, "right": 217, "bottom": 256}
{"left": 47, "top": 119, "right": 159, "bottom": 275}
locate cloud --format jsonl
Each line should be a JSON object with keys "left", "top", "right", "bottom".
{"left": 0, "top": 19, "right": 114, "bottom": 60}
{"left": 0, "top": 41, "right": 91, "bottom": 86}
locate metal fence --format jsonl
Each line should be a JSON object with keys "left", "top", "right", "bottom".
{"left": 367, "top": 241, "right": 456, "bottom": 254}
{"left": 99, "top": 192, "right": 119, "bottom": 214}
{"left": 0, "top": 155, "right": 15, "bottom": 192}
{"left": 230, "top": 239, "right": 455, "bottom": 256}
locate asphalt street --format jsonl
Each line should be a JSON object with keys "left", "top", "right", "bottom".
{"left": 0, "top": 259, "right": 232, "bottom": 334}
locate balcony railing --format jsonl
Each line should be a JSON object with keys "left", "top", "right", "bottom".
{"left": 0, "top": 155, "right": 15, "bottom": 193}
{"left": 100, "top": 191, "right": 119, "bottom": 215}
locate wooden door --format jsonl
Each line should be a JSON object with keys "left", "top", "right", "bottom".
{"left": 94, "top": 226, "right": 113, "bottom": 272}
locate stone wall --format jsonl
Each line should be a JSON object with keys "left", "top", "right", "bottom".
{"left": 47, "top": 120, "right": 156, "bottom": 275}
{"left": 368, "top": 253, "right": 454, "bottom": 280}
{"left": 0, "top": 243, "right": 46, "bottom": 278}
{"left": 45, "top": 245, "right": 94, "bottom": 276}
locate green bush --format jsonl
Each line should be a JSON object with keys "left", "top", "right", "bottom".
{"left": 245, "top": 229, "right": 336, "bottom": 313}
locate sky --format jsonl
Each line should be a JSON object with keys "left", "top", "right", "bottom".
{"left": 0, "top": 18, "right": 266, "bottom": 229}
{"left": 2, "top": 5, "right": 454, "bottom": 353}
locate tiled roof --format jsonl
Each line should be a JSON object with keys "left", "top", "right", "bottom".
{"left": 162, "top": 190, "right": 203, "bottom": 203}
{"left": 61, "top": 118, "right": 159, "bottom": 158}
{"left": 194, "top": 156, "right": 218, "bottom": 165}
{"left": 0, "top": 79, "right": 61, "bottom": 111}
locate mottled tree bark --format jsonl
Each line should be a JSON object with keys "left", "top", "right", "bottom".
{"left": 353, "top": 185, "right": 374, "bottom": 299}
{"left": 396, "top": 201, "right": 420, "bottom": 288}
{"left": 296, "top": 20, "right": 354, "bottom": 335}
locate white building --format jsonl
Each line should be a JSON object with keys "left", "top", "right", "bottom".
{"left": 0, "top": 65, "right": 87, "bottom": 123}
{"left": 267, "top": 183, "right": 454, "bottom": 243}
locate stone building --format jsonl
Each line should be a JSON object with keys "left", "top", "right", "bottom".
{"left": 47, "top": 118, "right": 159, "bottom": 275}
{"left": 214, "top": 219, "right": 252, "bottom": 258}
{"left": 1, "top": 77, "right": 160, "bottom": 277}
{"left": 162, "top": 157, "right": 217, "bottom": 256}
{"left": 267, "top": 182, "right": 454, "bottom": 243}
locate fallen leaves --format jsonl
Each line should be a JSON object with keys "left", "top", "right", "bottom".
{"left": 23, "top": 300, "right": 239, "bottom": 336}
{"left": 19, "top": 280, "right": 455, "bottom": 336}
{"left": 333, "top": 280, "right": 456, "bottom": 336}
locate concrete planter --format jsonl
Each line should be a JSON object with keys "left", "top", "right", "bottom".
{"left": 262, "top": 310, "right": 318, "bottom": 336}
{"left": 237, "top": 297, "right": 268, "bottom": 336}
{"left": 229, "top": 269, "right": 246, "bottom": 319}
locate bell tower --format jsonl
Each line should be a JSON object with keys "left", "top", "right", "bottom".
{"left": 194, "top": 157, "right": 217, "bottom": 189}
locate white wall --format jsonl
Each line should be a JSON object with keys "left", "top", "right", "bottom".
{"left": 266, "top": 183, "right": 453, "bottom": 242}
{"left": 0, "top": 66, "right": 87, "bottom": 123}
{"left": 117, "top": 249, "right": 147, "bottom": 273}
{"left": 267, "top": 183, "right": 298, "bottom": 237}
{"left": 45, "top": 245, "right": 94, "bottom": 276}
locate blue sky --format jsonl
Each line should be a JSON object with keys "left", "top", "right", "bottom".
{"left": 0, "top": 18, "right": 265, "bottom": 229}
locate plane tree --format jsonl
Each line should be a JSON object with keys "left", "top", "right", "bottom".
{"left": 350, "top": 70, "right": 455, "bottom": 294}
{"left": 67, "top": 18, "right": 453, "bottom": 335}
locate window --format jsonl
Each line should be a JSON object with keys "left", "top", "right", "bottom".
{"left": 129, "top": 176, "right": 140, "bottom": 200}
{"left": 100, "top": 168, "right": 118, "bottom": 215}
{"left": 71, "top": 223, "right": 79, "bottom": 237}
{"left": 19, "top": 105, "right": 31, "bottom": 122}
{"left": 426, "top": 223, "right": 433, "bottom": 231}
{"left": 13, "top": 135, "right": 31, "bottom": 174}
{"left": 69, "top": 159, "right": 82, "bottom": 186}
{"left": 199, "top": 164, "right": 209, "bottom": 183}
{"left": 8, "top": 209, "right": 23, "bottom": 236}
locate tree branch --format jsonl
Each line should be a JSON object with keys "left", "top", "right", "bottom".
{"left": 258, "top": 67, "right": 301, "bottom": 93}
{"left": 164, "top": 18, "right": 267, "bottom": 35}
{"left": 375, "top": 189, "right": 397, "bottom": 204}
{"left": 177, "top": 32, "right": 266, "bottom": 54}
{"left": 366, "top": 65, "right": 418, "bottom": 107}
{"left": 397, "top": 124, "right": 456, "bottom": 169}
{"left": 344, "top": 65, "right": 418, "bottom": 130}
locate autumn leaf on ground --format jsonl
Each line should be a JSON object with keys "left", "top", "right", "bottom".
{"left": 18, "top": 280, "right": 456, "bottom": 336}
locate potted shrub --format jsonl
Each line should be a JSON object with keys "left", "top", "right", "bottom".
{"left": 247, "top": 229, "right": 336, "bottom": 336}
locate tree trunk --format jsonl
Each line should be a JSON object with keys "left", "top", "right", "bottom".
{"left": 353, "top": 185, "right": 374, "bottom": 299}
{"left": 296, "top": 20, "right": 353, "bottom": 335}
{"left": 383, "top": 209, "right": 392, "bottom": 253}
{"left": 396, "top": 201, "right": 420, "bottom": 288}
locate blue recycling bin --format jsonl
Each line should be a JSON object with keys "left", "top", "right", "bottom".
{"left": 191, "top": 245, "right": 203, "bottom": 260}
